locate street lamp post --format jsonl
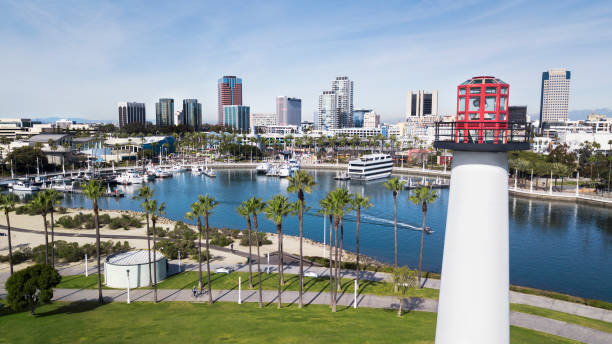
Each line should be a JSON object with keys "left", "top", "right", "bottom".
{"left": 127, "top": 269, "right": 131, "bottom": 304}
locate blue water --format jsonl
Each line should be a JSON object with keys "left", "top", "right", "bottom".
{"left": 59, "top": 170, "right": 612, "bottom": 302}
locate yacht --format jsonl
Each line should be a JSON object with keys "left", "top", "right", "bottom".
{"left": 334, "top": 171, "right": 351, "bottom": 181}
{"left": 191, "top": 165, "right": 203, "bottom": 176}
{"left": 266, "top": 166, "right": 279, "bottom": 177}
{"left": 51, "top": 182, "right": 73, "bottom": 192}
{"left": 348, "top": 154, "right": 393, "bottom": 181}
{"left": 12, "top": 181, "right": 40, "bottom": 192}
{"left": 203, "top": 167, "right": 216, "bottom": 178}
{"left": 171, "top": 165, "right": 186, "bottom": 173}
{"left": 115, "top": 170, "right": 144, "bottom": 185}
{"left": 288, "top": 159, "right": 300, "bottom": 172}
{"left": 278, "top": 165, "right": 291, "bottom": 178}
{"left": 255, "top": 162, "right": 270, "bottom": 174}
{"left": 154, "top": 168, "right": 172, "bottom": 178}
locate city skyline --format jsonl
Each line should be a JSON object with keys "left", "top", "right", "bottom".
{"left": 1, "top": 1, "right": 611, "bottom": 122}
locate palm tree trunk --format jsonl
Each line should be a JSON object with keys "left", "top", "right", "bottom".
{"left": 6, "top": 212, "right": 13, "bottom": 275}
{"left": 204, "top": 215, "right": 213, "bottom": 304}
{"left": 337, "top": 219, "right": 344, "bottom": 292}
{"left": 43, "top": 214, "right": 49, "bottom": 265}
{"left": 50, "top": 210, "right": 55, "bottom": 268}
{"left": 418, "top": 210, "right": 427, "bottom": 288}
{"left": 356, "top": 208, "right": 361, "bottom": 289}
{"left": 277, "top": 223, "right": 282, "bottom": 309}
{"left": 247, "top": 216, "right": 253, "bottom": 289}
{"left": 152, "top": 218, "right": 158, "bottom": 303}
{"left": 280, "top": 229, "right": 285, "bottom": 285}
{"left": 298, "top": 199, "right": 304, "bottom": 308}
{"left": 94, "top": 200, "right": 103, "bottom": 304}
{"left": 197, "top": 217, "right": 203, "bottom": 291}
{"left": 398, "top": 297, "right": 403, "bottom": 317}
{"left": 253, "top": 214, "right": 263, "bottom": 308}
{"left": 328, "top": 215, "right": 333, "bottom": 308}
{"left": 333, "top": 217, "right": 339, "bottom": 312}
{"left": 146, "top": 212, "right": 152, "bottom": 291}
{"left": 393, "top": 195, "right": 398, "bottom": 268}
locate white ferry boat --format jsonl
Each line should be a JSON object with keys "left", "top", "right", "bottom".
{"left": 255, "top": 162, "right": 270, "bottom": 174}
{"left": 348, "top": 154, "right": 393, "bottom": 181}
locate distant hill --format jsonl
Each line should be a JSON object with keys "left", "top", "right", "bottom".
{"left": 569, "top": 108, "right": 612, "bottom": 120}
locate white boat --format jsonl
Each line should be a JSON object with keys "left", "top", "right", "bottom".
{"left": 348, "top": 154, "right": 393, "bottom": 181}
{"left": 191, "top": 165, "right": 203, "bottom": 176}
{"left": 155, "top": 168, "right": 172, "bottom": 178}
{"left": 115, "top": 170, "right": 144, "bottom": 184}
{"left": 12, "top": 181, "right": 40, "bottom": 192}
{"left": 288, "top": 159, "right": 300, "bottom": 172}
{"left": 278, "top": 165, "right": 290, "bottom": 178}
{"left": 171, "top": 165, "right": 186, "bottom": 173}
{"left": 334, "top": 171, "right": 350, "bottom": 181}
{"left": 51, "top": 182, "right": 73, "bottom": 192}
{"left": 204, "top": 167, "right": 216, "bottom": 177}
{"left": 255, "top": 163, "right": 270, "bottom": 174}
{"left": 266, "top": 166, "right": 278, "bottom": 177}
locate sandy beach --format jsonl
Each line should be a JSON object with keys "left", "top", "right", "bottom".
{"left": 0, "top": 207, "right": 375, "bottom": 273}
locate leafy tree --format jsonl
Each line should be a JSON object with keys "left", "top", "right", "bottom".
{"left": 264, "top": 194, "right": 297, "bottom": 309}
{"left": 392, "top": 266, "right": 417, "bottom": 317}
{"left": 0, "top": 194, "right": 18, "bottom": 275}
{"left": 5, "top": 146, "right": 48, "bottom": 173}
{"left": 6, "top": 264, "right": 61, "bottom": 315}
{"left": 409, "top": 187, "right": 437, "bottom": 287}
{"left": 286, "top": 170, "right": 316, "bottom": 308}
{"left": 83, "top": 180, "right": 105, "bottom": 304}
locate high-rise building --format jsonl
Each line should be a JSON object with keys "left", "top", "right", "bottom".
{"left": 363, "top": 111, "right": 380, "bottom": 128}
{"left": 155, "top": 98, "right": 174, "bottom": 127}
{"left": 539, "top": 69, "right": 571, "bottom": 125}
{"left": 317, "top": 91, "right": 338, "bottom": 130}
{"left": 276, "top": 96, "right": 302, "bottom": 125}
{"left": 118, "top": 102, "right": 146, "bottom": 128}
{"left": 250, "top": 113, "right": 277, "bottom": 128}
{"left": 223, "top": 105, "right": 250, "bottom": 131}
{"left": 508, "top": 106, "right": 527, "bottom": 123}
{"left": 353, "top": 109, "right": 371, "bottom": 128}
{"left": 174, "top": 110, "right": 184, "bottom": 126}
{"left": 218, "top": 76, "right": 243, "bottom": 125}
{"left": 183, "top": 99, "right": 202, "bottom": 131}
{"left": 332, "top": 76, "right": 354, "bottom": 127}
{"left": 405, "top": 90, "right": 438, "bottom": 120}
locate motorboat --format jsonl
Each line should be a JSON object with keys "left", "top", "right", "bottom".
{"left": 51, "top": 182, "right": 73, "bottom": 192}
{"left": 203, "top": 167, "right": 216, "bottom": 178}
{"left": 278, "top": 165, "right": 290, "bottom": 178}
{"left": 288, "top": 159, "right": 300, "bottom": 172}
{"left": 334, "top": 171, "right": 350, "bottom": 181}
{"left": 192, "top": 165, "right": 203, "bottom": 176}
{"left": 115, "top": 170, "right": 144, "bottom": 185}
{"left": 12, "top": 181, "right": 40, "bottom": 192}
{"left": 266, "top": 166, "right": 278, "bottom": 177}
{"left": 155, "top": 168, "right": 172, "bottom": 178}
{"left": 255, "top": 162, "right": 270, "bottom": 174}
{"left": 171, "top": 165, "right": 186, "bottom": 173}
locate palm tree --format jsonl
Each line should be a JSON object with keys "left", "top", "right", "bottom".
{"left": 243, "top": 197, "right": 266, "bottom": 307}
{"left": 186, "top": 202, "right": 205, "bottom": 292}
{"left": 0, "top": 194, "right": 18, "bottom": 275}
{"left": 44, "top": 189, "right": 62, "bottom": 267}
{"left": 318, "top": 195, "right": 334, "bottom": 308}
{"left": 83, "top": 180, "right": 105, "bottom": 304}
{"left": 236, "top": 202, "right": 254, "bottom": 289}
{"left": 329, "top": 188, "right": 351, "bottom": 295}
{"left": 383, "top": 177, "right": 406, "bottom": 268}
{"left": 350, "top": 193, "right": 373, "bottom": 289}
{"left": 264, "top": 194, "right": 297, "bottom": 309}
{"left": 28, "top": 192, "right": 52, "bottom": 265}
{"left": 149, "top": 200, "right": 166, "bottom": 303}
{"left": 409, "top": 187, "right": 438, "bottom": 287}
{"left": 286, "top": 170, "right": 316, "bottom": 308}
{"left": 134, "top": 186, "right": 155, "bottom": 288}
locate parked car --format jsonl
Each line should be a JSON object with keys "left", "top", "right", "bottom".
{"left": 0, "top": 232, "right": 6, "bottom": 237}
{"left": 304, "top": 271, "right": 319, "bottom": 278}
{"left": 215, "top": 266, "right": 233, "bottom": 274}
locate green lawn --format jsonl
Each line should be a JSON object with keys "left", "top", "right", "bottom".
{"left": 511, "top": 303, "right": 612, "bottom": 334}
{"left": 57, "top": 271, "right": 441, "bottom": 299}
{"left": 0, "top": 301, "right": 580, "bottom": 344}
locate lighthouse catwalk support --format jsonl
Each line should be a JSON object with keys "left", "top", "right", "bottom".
{"left": 435, "top": 151, "right": 510, "bottom": 344}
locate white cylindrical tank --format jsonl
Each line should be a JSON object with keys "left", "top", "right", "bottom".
{"left": 435, "top": 151, "right": 509, "bottom": 344}
{"left": 104, "top": 250, "right": 167, "bottom": 289}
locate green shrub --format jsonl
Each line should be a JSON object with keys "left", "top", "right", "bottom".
{"left": 0, "top": 248, "right": 32, "bottom": 264}
{"left": 154, "top": 238, "right": 200, "bottom": 259}
{"left": 239, "top": 232, "right": 272, "bottom": 246}
{"left": 109, "top": 214, "right": 142, "bottom": 230}
{"left": 231, "top": 229, "right": 241, "bottom": 239}
{"left": 169, "top": 222, "right": 197, "bottom": 241}
{"left": 210, "top": 234, "right": 233, "bottom": 247}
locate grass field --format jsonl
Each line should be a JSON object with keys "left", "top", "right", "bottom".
{"left": 0, "top": 301, "right": 581, "bottom": 344}
{"left": 57, "top": 271, "right": 441, "bottom": 299}
{"left": 511, "top": 303, "right": 612, "bottom": 334}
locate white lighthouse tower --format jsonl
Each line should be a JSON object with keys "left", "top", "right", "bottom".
{"left": 433, "top": 76, "right": 531, "bottom": 344}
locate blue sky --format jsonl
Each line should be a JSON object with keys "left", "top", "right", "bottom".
{"left": 1, "top": 0, "right": 611, "bottom": 123}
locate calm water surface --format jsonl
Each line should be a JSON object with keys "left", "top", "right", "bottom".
{"left": 58, "top": 170, "right": 612, "bottom": 302}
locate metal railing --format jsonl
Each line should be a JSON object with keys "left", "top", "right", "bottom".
{"left": 434, "top": 121, "right": 531, "bottom": 145}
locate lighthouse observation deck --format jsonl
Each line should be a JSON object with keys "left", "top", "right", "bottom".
{"left": 433, "top": 120, "right": 531, "bottom": 152}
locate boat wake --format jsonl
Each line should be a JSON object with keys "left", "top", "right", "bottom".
{"left": 359, "top": 214, "right": 433, "bottom": 232}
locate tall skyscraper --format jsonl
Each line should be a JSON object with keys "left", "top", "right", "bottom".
{"left": 276, "top": 96, "right": 302, "bottom": 125}
{"left": 183, "top": 99, "right": 202, "bottom": 131}
{"left": 317, "top": 91, "right": 338, "bottom": 130}
{"left": 218, "top": 76, "right": 242, "bottom": 125}
{"left": 405, "top": 90, "right": 438, "bottom": 120}
{"left": 539, "top": 69, "right": 571, "bottom": 125}
{"left": 223, "top": 105, "right": 250, "bottom": 131}
{"left": 155, "top": 98, "right": 174, "bottom": 127}
{"left": 332, "top": 76, "right": 354, "bottom": 127}
{"left": 117, "top": 102, "right": 146, "bottom": 128}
